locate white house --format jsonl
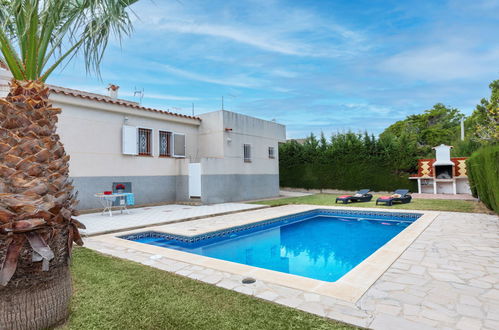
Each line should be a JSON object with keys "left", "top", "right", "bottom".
{"left": 0, "top": 68, "right": 286, "bottom": 209}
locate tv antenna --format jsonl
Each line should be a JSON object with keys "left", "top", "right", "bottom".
{"left": 133, "top": 86, "right": 144, "bottom": 104}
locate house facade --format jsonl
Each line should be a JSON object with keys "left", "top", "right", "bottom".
{"left": 0, "top": 68, "right": 286, "bottom": 209}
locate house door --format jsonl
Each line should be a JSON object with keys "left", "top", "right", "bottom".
{"left": 188, "top": 163, "right": 201, "bottom": 198}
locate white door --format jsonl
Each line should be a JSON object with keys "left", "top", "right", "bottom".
{"left": 188, "top": 163, "right": 201, "bottom": 198}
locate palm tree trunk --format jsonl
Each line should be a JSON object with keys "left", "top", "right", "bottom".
{"left": 0, "top": 80, "right": 83, "bottom": 330}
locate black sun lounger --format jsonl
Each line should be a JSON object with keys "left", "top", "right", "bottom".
{"left": 335, "top": 189, "right": 373, "bottom": 204}
{"left": 376, "top": 189, "right": 412, "bottom": 206}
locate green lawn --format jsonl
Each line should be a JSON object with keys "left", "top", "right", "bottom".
{"left": 251, "top": 194, "right": 488, "bottom": 213}
{"left": 65, "top": 248, "right": 358, "bottom": 330}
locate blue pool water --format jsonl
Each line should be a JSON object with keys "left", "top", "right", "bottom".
{"left": 122, "top": 210, "right": 420, "bottom": 282}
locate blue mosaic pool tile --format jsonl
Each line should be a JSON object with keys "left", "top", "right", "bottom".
{"left": 119, "top": 209, "right": 422, "bottom": 244}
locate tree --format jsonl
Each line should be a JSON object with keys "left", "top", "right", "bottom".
{"left": 0, "top": 1, "right": 137, "bottom": 328}
{"left": 467, "top": 80, "right": 499, "bottom": 143}
{"left": 381, "top": 103, "right": 464, "bottom": 148}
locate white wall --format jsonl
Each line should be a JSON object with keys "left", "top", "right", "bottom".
{"left": 198, "top": 110, "right": 286, "bottom": 176}
{"left": 196, "top": 110, "right": 224, "bottom": 159}
{"left": 0, "top": 68, "right": 12, "bottom": 98}
{"left": 53, "top": 94, "right": 200, "bottom": 177}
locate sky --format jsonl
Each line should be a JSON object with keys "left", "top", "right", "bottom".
{"left": 48, "top": 0, "right": 499, "bottom": 138}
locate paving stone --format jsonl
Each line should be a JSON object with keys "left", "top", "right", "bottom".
{"left": 421, "top": 307, "right": 457, "bottom": 324}
{"left": 370, "top": 313, "right": 436, "bottom": 330}
{"left": 297, "top": 302, "right": 326, "bottom": 317}
{"left": 267, "top": 284, "right": 302, "bottom": 298}
{"left": 459, "top": 294, "right": 482, "bottom": 306}
{"left": 303, "top": 293, "right": 321, "bottom": 302}
{"left": 275, "top": 297, "right": 303, "bottom": 308}
{"left": 375, "top": 304, "right": 401, "bottom": 315}
{"left": 403, "top": 304, "right": 420, "bottom": 316}
{"left": 455, "top": 304, "right": 484, "bottom": 318}
{"left": 402, "top": 251, "right": 425, "bottom": 262}
{"left": 456, "top": 316, "right": 482, "bottom": 330}
{"left": 233, "top": 285, "right": 254, "bottom": 295}
{"left": 469, "top": 279, "right": 493, "bottom": 289}
{"left": 482, "top": 289, "right": 499, "bottom": 301}
{"left": 390, "top": 292, "right": 423, "bottom": 305}
{"left": 409, "top": 265, "right": 426, "bottom": 275}
{"left": 484, "top": 319, "right": 499, "bottom": 330}
{"left": 376, "top": 282, "right": 407, "bottom": 291}
{"left": 202, "top": 274, "right": 223, "bottom": 284}
{"left": 405, "top": 315, "right": 439, "bottom": 327}
{"left": 216, "top": 279, "right": 240, "bottom": 290}
{"left": 427, "top": 271, "right": 465, "bottom": 284}
{"left": 327, "top": 311, "right": 370, "bottom": 328}
{"left": 175, "top": 269, "right": 193, "bottom": 276}
{"left": 392, "top": 262, "right": 411, "bottom": 270}
{"left": 255, "top": 290, "right": 280, "bottom": 301}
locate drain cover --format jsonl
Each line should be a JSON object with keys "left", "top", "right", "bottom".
{"left": 242, "top": 277, "right": 256, "bottom": 284}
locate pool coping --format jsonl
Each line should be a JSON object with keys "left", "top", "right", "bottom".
{"left": 91, "top": 204, "right": 439, "bottom": 303}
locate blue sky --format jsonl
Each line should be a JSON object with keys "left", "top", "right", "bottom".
{"left": 49, "top": 0, "right": 499, "bottom": 138}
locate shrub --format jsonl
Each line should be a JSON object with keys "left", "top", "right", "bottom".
{"left": 467, "top": 145, "right": 499, "bottom": 213}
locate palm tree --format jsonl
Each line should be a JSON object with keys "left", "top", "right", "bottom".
{"left": 0, "top": 1, "right": 137, "bottom": 328}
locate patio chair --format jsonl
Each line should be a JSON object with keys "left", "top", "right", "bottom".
{"left": 376, "top": 189, "right": 412, "bottom": 206}
{"left": 335, "top": 189, "right": 373, "bottom": 204}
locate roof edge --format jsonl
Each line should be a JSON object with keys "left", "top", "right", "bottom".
{"left": 48, "top": 84, "right": 201, "bottom": 121}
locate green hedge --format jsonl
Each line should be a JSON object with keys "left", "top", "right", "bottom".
{"left": 280, "top": 162, "right": 417, "bottom": 192}
{"left": 467, "top": 145, "right": 499, "bottom": 213}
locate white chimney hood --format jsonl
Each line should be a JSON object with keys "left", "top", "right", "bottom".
{"left": 433, "top": 144, "right": 454, "bottom": 166}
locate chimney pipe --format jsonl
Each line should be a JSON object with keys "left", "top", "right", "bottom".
{"left": 107, "top": 84, "right": 119, "bottom": 99}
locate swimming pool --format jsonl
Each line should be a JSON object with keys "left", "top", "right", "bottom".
{"left": 121, "top": 209, "right": 421, "bottom": 282}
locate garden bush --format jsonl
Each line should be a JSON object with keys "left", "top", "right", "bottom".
{"left": 279, "top": 132, "right": 419, "bottom": 192}
{"left": 466, "top": 145, "right": 499, "bottom": 213}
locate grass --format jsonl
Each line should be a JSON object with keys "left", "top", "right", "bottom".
{"left": 251, "top": 194, "right": 489, "bottom": 213}
{"left": 64, "top": 248, "right": 358, "bottom": 330}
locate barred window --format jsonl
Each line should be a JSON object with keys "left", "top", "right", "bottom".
{"left": 243, "top": 144, "right": 251, "bottom": 162}
{"left": 268, "top": 147, "right": 275, "bottom": 159}
{"left": 159, "top": 131, "right": 172, "bottom": 156}
{"left": 138, "top": 128, "right": 152, "bottom": 156}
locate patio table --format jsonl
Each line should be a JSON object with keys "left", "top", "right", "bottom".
{"left": 94, "top": 193, "right": 130, "bottom": 217}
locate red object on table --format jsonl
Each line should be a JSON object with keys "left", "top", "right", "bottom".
{"left": 104, "top": 191, "right": 113, "bottom": 195}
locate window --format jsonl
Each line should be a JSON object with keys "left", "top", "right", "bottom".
{"left": 159, "top": 131, "right": 172, "bottom": 157}
{"left": 243, "top": 144, "right": 251, "bottom": 162}
{"left": 138, "top": 128, "right": 152, "bottom": 155}
{"left": 268, "top": 147, "right": 275, "bottom": 159}
{"left": 173, "top": 133, "right": 186, "bottom": 157}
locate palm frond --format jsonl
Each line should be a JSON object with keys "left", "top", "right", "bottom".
{"left": 0, "top": 0, "right": 139, "bottom": 81}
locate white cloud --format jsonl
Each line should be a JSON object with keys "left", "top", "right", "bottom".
{"left": 157, "top": 64, "right": 264, "bottom": 88}
{"left": 132, "top": 1, "right": 367, "bottom": 58}
{"left": 270, "top": 69, "right": 298, "bottom": 78}
{"left": 380, "top": 46, "right": 499, "bottom": 81}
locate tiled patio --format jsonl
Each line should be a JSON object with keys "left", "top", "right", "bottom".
{"left": 77, "top": 203, "right": 266, "bottom": 236}
{"left": 83, "top": 208, "right": 499, "bottom": 329}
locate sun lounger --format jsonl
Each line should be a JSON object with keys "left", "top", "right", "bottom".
{"left": 335, "top": 189, "right": 373, "bottom": 204}
{"left": 375, "top": 189, "right": 412, "bottom": 206}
